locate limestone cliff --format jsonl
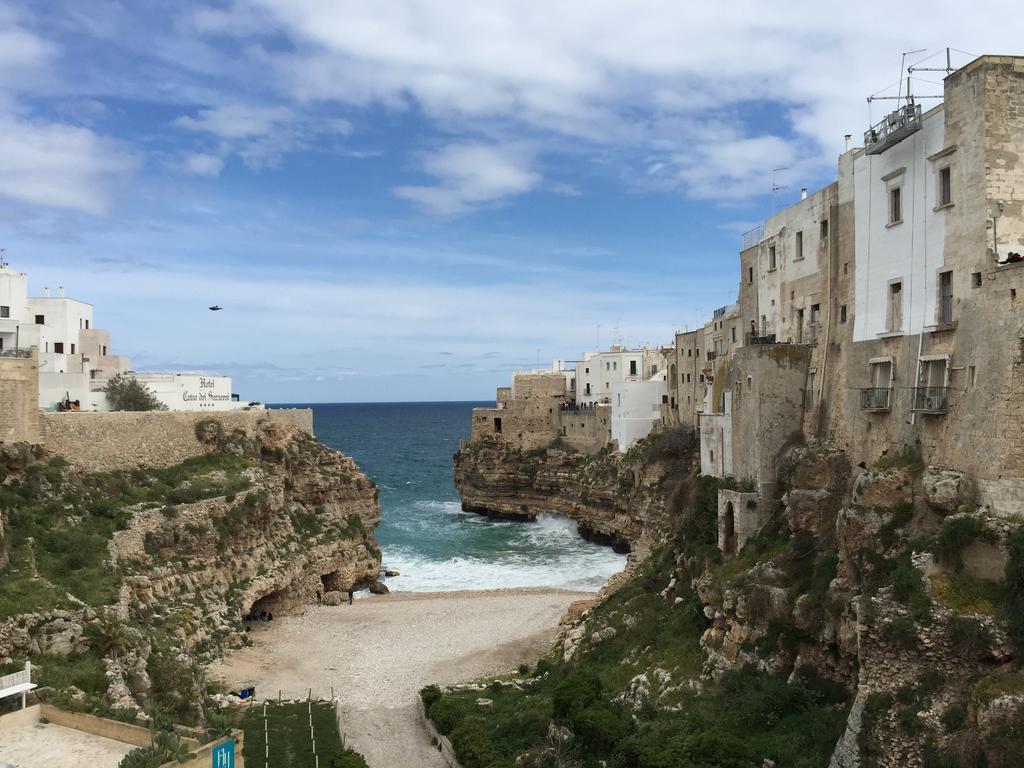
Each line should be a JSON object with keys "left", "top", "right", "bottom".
{"left": 450, "top": 431, "right": 1024, "bottom": 767}
{"left": 0, "top": 417, "right": 381, "bottom": 724}
{"left": 454, "top": 432, "right": 701, "bottom": 553}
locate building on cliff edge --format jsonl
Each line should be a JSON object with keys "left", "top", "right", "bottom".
{"left": 0, "top": 262, "right": 259, "bottom": 440}
{"left": 463, "top": 54, "right": 1024, "bottom": 523}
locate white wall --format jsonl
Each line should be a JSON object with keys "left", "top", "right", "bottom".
{"left": 0, "top": 266, "right": 28, "bottom": 351}
{"left": 853, "top": 107, "right": 947, "bottom": 341}
{"left": 610, "top": 378, "right": 666, "bottom": 450}
{"left": 699, "top": 393, "right": 733, "bottom": 477}
{"left": 134, "top": 373, "right": 244, "bottom": 411}
{"left": 39, "top": 372, "right": 107, "bottom": 411}
{"left": 578, "top": 347, "right": 653, "bottom": 405}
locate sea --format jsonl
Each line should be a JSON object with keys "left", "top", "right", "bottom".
{"left": 272, "top": 402, "right": 626, "bottom": 593}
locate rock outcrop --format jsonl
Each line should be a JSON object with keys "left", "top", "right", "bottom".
{"left": 454, "top": 434, "right": 698, "bottom": 552}
{"left": 0, "top": 417, "right": 381, "bottom": 720}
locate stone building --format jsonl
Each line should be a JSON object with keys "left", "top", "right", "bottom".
{"left": 685, "top": 54, "right": 1024, "bottom": 519}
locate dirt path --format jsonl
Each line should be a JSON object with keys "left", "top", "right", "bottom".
{"left": 211, "top": 588, "right": 588, "bottom": 768}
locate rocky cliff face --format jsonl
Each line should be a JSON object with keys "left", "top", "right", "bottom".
{"left": 453, "top": 431, "right": 1023, "bottom": 767}
{"left": 454, "top": 433, "right": 700, "bottom": 553}
{"left": 0, "top": 418, "right": 381, "bottom": 723}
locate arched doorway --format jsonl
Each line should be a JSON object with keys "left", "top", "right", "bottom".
{"left": 723, "top": 502, "right": 737, "bottom": 555}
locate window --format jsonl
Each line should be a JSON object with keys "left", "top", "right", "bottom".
{"left": 606, "top": 362, "right": 610, "bottom": 371}
{"left": 806, "top": 370, "right": 816, "bottom": 404}
{"left": 748, "top": 266, "right": 753, "bottom": 284}
{"left": 613, "top": 361, "right": 617, "bottom": 371}
{"left": 54, "top": 342, "right": 64, "bottom": 353}
{"left": 938, "top": 166, "right": 952, "bottom": 207}
{"left": 887, "top": 281, "right": 903, "bottom": 332}
{"left": 820, "top": 219, "right": 829, "bottom": 239}
{"left": 651, "top": 365, "right": 659, "bottom": 376}
{"left": 840, "top": 304, "right": 848, "bottom": 324}
{"left": 938, "top": 270, "right": 953, "bottom": 324}
{"left": 730, "top": 326, "right": 736, "bottom": 343}
{"left": 661, "top": 395, "right": 668, "bottom": 404}
{"left": 795, "top": 308, "right": 804, "bottom": 343}
{"left": 795, "top": 231, "right": 804, "bottom": 261}
{"left": 35, "top": 314, "right": 44, "bottom": 325}
{"left": 889, "top": 187, "right": 902, "bottom": 225}
{"left": 870, "top": 360, "right": 892, "bottom": 389}
{"left": 584, "top": 383, "right": 591, "bottom": 395}
{"left": 969, "top": 365, "right": 976, "bottom": 388}
{"left": 768, "top": 245, "right": 777, "bottom": 270}
{"left": 843, "top": 262, "right": 849, "bottom": 275}
{"left": 687, "top": 349, "right": 692, "bottom": 358}
{"left": 585, "top": 367, "right": 589, "bottom": 374}
{"left": 972, "top": 272, "right": 982, "bottom": 288}
{"left": 629, "top": 360, "right": 637, "bottom": 376}
{"left": 85, "top": 319, "right": 89, "bottom": 329}
{"left": 0, "top": 305, "right": 8, "bottom": 318}
{"left": 686, "top": 373, "right": 691, "bottom": 383}
{"left": 493, "top": 417, "right": 502, "bottom": 433}
{"left": 70, "top": 343, "right": 76, "bottom": 354}
{"left": 810, "top": 303, "right": 821, "bottom": 325}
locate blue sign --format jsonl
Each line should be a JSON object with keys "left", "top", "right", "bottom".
{"left": 211, "top": 739, "right": 235, "bottom": 768}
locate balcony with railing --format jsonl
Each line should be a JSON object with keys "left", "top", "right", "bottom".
{"left": 0, "top": 347, "right": 33, "bottom": 359}
{"left": 864, "top": 103, "right": 923, "bottom": 156}
{"left": 859, "top": 387, "right": 892, "bottom": 412}
{"left": 745, "top": 332, "right": 778, "bottom": 346}
{"left": 911, "top": 387, "right": 949, "bottom": 414}
{"left": 741, "top": 224, "right": 764, "bottom": 250}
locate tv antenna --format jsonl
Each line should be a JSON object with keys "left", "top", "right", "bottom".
{"left": 867, "top": 48, "right": 954, "bottom": 107}
{"left": 772, "top": 167, "right": 789, "bottom": 208}
{"left": 0, "top": 248, "right": 7, "bottom": 268}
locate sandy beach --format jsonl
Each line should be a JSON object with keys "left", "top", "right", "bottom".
{"left": 211, "top": 588, "right": 592, "bottom": 768}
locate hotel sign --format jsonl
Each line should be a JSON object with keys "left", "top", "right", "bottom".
{"left": 182, "top": 377, "right": 232, "bottom": 404}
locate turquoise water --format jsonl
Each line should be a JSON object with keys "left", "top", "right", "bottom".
{"left": 277, "top": 402, "right": 625, "bottom": 592}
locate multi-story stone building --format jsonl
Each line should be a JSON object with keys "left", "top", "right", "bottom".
{"left": 680, "top": 54, "right": 1024, "bottom": 517}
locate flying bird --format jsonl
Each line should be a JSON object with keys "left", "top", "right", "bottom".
{"left": 209, "top": 305, "right": 223, "bottom": 311}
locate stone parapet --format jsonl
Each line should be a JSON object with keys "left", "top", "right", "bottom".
{"left": 40, "top": 408, "right": 313, "bottom": 471}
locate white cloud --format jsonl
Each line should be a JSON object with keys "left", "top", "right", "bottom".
{"left": 172, "top": 102, "right": 352, "bottom": 168}
{"left": 0, "top": 116, "right": 137, "bottom": 214}
{"left": 190, "top": 2, "right": 1017, "bottom": 202}
{"left": 181, "top": 152, "right": 225, "bottom": 177}
{"left": 395, "top": 143, "right": 540, "bottom": 215}
{"left": 0, "top": 4, "right": 56, "bottom": 89}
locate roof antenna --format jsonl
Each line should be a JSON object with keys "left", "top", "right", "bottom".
{"left": 772, "top": 167, "right": 790, "bottom": 209}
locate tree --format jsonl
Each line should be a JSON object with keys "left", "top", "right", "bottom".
{"left": 105, "top": 373, "right": 167, "bottom": 412}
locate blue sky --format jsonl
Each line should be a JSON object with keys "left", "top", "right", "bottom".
{"left": 0, "top": 1, "right": 1009, "bottom": 402}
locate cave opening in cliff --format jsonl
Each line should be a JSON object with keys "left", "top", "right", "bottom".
{"left": 321, "top": 570, "right": 344, "bottom": 592}
{"left": 247, "top": 587, "right": 289, "bottom": 621}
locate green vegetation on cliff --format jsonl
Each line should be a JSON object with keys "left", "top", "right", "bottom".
{"left": 0, "top": 453, "right": 252, "bottom": 617}
{"left": 423, "top": 547, "right": 849, "bottom": 768}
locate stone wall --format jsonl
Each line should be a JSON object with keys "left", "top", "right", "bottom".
{"left": 557, "top": 405, "right": 611, "bottom": 454}
{"left": 40, "top": 408, "right": 313, "bottom": 471}
{"left": 0, "top": 350, "right": 40, "bottom": 444}
{"left": 717, "top": 490, "right": 763, "bottom": 555}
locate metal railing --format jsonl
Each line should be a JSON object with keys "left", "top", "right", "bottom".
{"left": 741, "top": 224, "right": 764, "bottom": 250}
{"left": 859, "top": 387, "right": 892, "bottom": 411}
{"left": 911, "top": 387, "right": 949, "bottom": 413}
{"left": 0, "top": 347, "right": 33, "bottom": 359}
{"left": 746, "top": 332, "right": 778, "bottom": 346}
{"left": 864, "top": 103, "right": 923, "bottom": 155}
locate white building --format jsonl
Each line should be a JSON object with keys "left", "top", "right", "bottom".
{"left": 610, "top": 374, "right": 668, "bottom": 451}
{"left": 576, "top": 345, "right": 664, "bottom": 405}
{"left": 852, "top": 104, "right": 949, "bottom": 342}
{"left": 1, "top": 260, "right": 253, "bottom": 412}
{"left": 133, "top": 373, "right": 250, "bottom": 412}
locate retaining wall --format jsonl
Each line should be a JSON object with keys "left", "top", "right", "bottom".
{"left": 40, "top": 408, "right": 314, "bottom": 471}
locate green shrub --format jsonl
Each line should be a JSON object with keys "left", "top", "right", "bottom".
{"left": 105, "top": 373, "right": 167, "bottom": 412}
{"left": 329, "top": 749, "right": 370, "bottom": 768}
{"left": 881, "top": 617, "right": 918, "bottom": 650}
{"left": 891, "top": 552, "right": 932, "bottom": 621}
{"left": 1006, "top": 529, "right": 1024, "bottom": 654}
{"left": 572, "top": 704, "right": 630, "bottom": 754}
{"left": 941, "top": 701, "right": 968, "bottom": 733}
{"left": 947, "top": 616, "right": 993, "bottom": 657}
{"left": 935, "top": 516, "right": 992, "bottom": 572}
{"left": 552, "top": 669, "right": 602, "bottom": 722}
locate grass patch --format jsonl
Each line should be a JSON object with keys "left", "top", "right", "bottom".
{"left": 934, "top": 516, "right": 993, "bottom": 572}
{"left": 240, "top": 701, "right": 356, "bottom": 768}
{"left": 930, "top": 574, "right": 1006, "bottom": 616}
